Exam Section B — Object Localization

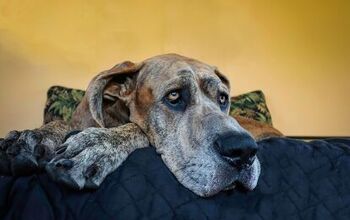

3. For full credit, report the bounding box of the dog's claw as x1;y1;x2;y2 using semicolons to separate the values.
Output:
55;145;68;154
84;164;98;178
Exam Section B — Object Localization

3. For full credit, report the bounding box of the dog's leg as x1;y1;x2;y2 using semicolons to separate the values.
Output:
46;123;149;189
0;120;72;175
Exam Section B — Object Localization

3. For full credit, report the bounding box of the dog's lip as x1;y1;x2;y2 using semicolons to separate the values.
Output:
224;156;260;191
223;168;249;192
238;157;260;190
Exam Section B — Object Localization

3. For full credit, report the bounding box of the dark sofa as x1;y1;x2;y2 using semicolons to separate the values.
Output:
1;137;350;220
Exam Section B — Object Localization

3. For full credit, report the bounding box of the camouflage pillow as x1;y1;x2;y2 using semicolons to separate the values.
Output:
44;86;85;124
44;86;273;126
230;90;273;126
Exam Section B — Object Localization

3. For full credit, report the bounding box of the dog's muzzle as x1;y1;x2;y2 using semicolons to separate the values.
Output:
214;132;260;190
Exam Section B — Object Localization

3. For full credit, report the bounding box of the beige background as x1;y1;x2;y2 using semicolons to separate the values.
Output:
0;0;349;136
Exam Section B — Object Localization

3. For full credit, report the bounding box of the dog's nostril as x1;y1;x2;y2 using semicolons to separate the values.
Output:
222;150;256;168
248;149;258;158
222;156;241;167
240;148;257;165
224;148;244;158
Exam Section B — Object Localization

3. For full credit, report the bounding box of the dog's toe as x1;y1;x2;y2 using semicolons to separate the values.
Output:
45;161;59;181
84;164;98;178
34;144;47;158
54;159;74;169
1;131;20;150
85;179;99;189
55;172;81;190
11;153;38;176
6;140;25;157
61;176;81;189
34;144;53;168
46;159;83;189
47;166;80;189
46;159;73;177
84;164;101;189
0;149;11;175
0;138;4;150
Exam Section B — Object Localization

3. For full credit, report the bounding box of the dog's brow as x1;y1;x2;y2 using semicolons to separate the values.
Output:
177;69;195;77
156;75;194;100
202;77;219;86
200;76;229;97
201;77;220;90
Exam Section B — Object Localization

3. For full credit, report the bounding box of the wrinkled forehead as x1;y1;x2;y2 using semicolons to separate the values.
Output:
137;55;229;95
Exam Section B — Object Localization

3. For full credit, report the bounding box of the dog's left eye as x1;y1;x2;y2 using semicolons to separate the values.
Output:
218;93;229;108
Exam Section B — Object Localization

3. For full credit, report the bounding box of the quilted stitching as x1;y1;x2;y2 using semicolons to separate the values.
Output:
1;138;349;220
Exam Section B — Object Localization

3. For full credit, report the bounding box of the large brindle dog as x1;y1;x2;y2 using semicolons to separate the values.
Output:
0;54;280;197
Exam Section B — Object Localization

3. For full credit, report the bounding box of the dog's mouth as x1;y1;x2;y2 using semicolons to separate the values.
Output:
224;156;261;192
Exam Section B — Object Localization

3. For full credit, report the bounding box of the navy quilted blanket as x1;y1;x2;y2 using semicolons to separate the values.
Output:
1;137;350;220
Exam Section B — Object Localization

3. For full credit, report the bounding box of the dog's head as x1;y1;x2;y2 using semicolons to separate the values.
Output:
87;54;260;197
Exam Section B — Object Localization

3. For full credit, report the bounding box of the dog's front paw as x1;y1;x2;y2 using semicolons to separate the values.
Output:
0;130;56;175
46;128;121;189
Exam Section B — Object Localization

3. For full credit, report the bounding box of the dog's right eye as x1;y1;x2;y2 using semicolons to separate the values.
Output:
164;89;187;111
167;91;181;104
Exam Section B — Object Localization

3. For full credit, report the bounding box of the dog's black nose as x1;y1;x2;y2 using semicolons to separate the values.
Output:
214;132;258;168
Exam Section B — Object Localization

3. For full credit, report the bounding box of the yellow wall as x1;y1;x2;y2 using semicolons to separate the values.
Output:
0;0;349;136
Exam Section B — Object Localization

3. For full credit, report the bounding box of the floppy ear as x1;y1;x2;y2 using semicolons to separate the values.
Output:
86;61;144;127
214;68;230;90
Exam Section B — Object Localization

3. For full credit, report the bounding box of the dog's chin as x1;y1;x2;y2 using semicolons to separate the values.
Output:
224;157;261;192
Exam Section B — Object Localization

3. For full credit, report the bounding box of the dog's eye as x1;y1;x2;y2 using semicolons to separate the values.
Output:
218;93;229;108
164;89;188;111
167;91;181;104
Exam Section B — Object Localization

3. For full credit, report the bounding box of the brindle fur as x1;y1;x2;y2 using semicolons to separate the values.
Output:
0;54;262;196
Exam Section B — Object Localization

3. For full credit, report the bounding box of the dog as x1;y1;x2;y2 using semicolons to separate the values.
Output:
0;54;263;197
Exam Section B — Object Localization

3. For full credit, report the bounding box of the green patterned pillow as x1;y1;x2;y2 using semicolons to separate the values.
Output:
44;86;85;124
44;86;273;126
230;90;273;125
